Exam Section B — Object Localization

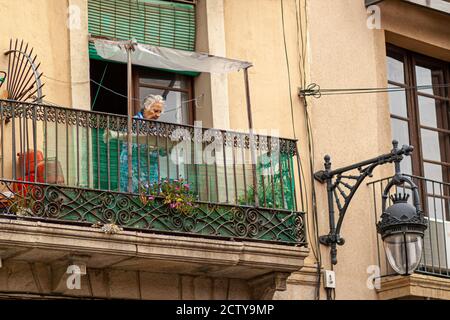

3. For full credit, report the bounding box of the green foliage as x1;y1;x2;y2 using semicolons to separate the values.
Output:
238;155;295;210
140;178;197;215
239;174;293;209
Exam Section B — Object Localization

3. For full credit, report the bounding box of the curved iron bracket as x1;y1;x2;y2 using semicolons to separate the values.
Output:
314;140;414;265
4;39;45;104
4;49;43;103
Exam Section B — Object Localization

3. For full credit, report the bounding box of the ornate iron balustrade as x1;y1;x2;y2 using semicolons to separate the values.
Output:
0;179;305;244
368;175;450;278
0;100;306;246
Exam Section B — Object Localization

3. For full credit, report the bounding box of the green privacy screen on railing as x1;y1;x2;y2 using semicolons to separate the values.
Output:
88;0;196;60
91;127;295;210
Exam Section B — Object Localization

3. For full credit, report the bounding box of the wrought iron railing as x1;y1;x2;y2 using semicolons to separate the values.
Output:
0;100;306;246
369;175;450;278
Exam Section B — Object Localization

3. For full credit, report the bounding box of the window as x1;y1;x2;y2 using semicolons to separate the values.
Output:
90;60;194;125
386;44;450;220
88;0;196;125
134;67;194;124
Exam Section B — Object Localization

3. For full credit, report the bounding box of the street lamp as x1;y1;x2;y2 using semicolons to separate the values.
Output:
314;140;427;275
377;166;427;275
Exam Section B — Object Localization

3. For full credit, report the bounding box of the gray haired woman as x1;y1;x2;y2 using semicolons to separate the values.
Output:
135;94;165;120
119;94;165;192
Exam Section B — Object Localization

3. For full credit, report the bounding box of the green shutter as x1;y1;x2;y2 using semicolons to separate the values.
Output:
88;0;196;51
88;0;197;76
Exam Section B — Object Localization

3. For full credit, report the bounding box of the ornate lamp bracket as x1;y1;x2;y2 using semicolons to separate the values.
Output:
314;140;414;265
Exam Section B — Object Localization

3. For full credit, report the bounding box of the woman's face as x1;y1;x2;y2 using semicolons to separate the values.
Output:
143;102;164;120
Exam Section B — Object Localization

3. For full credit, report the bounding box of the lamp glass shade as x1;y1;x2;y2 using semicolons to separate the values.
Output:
384;233;423;275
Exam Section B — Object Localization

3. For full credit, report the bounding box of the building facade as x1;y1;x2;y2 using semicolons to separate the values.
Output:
0;0;448;300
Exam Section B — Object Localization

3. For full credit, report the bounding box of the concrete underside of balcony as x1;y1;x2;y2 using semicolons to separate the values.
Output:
0;218;308;299
377;273;450;300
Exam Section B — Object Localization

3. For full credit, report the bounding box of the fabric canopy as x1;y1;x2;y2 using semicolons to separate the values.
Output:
92;38;252;74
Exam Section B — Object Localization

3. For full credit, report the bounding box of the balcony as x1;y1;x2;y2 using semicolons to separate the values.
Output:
0;99;306;245
0;99;308;298
0;101;305;246
369;175;450;299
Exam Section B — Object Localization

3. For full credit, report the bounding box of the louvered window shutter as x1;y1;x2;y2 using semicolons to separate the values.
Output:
88;0;196;61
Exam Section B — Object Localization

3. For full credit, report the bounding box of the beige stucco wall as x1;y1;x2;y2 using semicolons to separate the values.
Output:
223;0;449;299
195;0;231;130
305;0;387;300
0;0;73;106
223;0;317;299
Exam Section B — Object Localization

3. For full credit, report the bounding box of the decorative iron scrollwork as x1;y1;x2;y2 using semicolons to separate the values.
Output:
0;179;306;246
0;101;297;155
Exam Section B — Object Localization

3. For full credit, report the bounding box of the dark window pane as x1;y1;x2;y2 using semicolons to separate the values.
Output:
424;162;444;183
388;89;408;118
391;118;410;145
418;96;438;128
387;56;405;84
421;129;445;162
426;196;445;221
415;65;434;95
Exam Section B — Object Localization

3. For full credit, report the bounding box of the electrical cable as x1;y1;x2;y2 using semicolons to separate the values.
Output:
291;0;323;300
89;78;141;101
295;0;305;88
295;0;323;300
282;0;319;265
299;82;450;98
327;258;336;300
321;83;450;92
91;64;109;109
41;74;89;85
280;0;297;142
42;74;203;112
301;0;308;89
305;98;323;301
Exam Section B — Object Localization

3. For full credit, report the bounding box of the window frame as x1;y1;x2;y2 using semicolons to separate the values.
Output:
387;44;450;221
133;66;195;125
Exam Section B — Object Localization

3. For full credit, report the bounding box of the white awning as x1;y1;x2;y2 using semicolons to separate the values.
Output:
92;38;252;74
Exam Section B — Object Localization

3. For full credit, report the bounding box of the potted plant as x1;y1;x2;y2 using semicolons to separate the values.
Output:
140;178;197;215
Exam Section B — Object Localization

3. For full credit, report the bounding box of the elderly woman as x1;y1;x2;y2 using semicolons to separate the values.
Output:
135;94;164;120
118;94;166;193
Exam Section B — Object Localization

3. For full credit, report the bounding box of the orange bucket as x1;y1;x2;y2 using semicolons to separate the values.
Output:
17;150;44;175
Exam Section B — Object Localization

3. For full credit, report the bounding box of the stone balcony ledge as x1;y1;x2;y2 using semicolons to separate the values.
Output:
0;218;309;280
377;273;450;300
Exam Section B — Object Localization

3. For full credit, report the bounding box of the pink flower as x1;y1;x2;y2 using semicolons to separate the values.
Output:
148;195;155;201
